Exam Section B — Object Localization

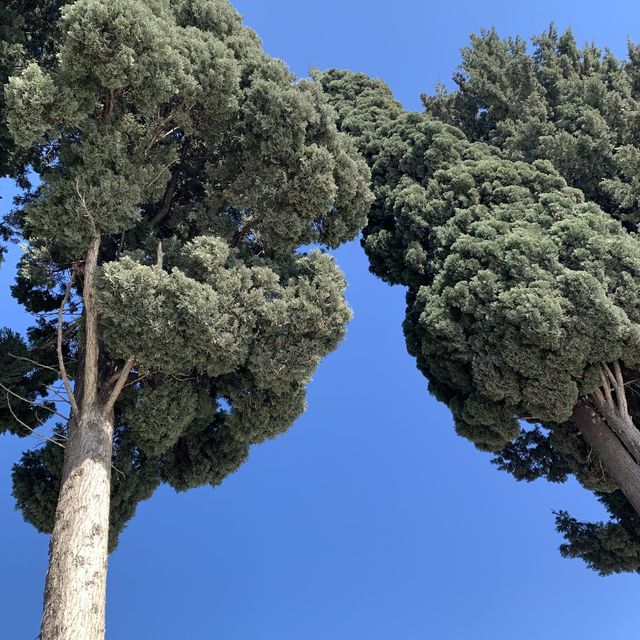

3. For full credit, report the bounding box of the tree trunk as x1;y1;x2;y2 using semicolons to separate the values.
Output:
39;231;123;639
598;409;640;464
39;401;114;640
572;399;640;517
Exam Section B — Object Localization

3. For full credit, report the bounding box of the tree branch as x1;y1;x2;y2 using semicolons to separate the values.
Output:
75;182;102;409
230;214;263;248
613;360;629;415
5;392;66;449
57;274;79;418
8;353;61;375
103;357;135;414
145;114;174;154
0;382;70;423
150;166;179;228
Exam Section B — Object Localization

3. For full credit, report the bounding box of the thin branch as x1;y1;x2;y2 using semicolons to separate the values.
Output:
160;126;180;141
33;319;80;352
144;114;174;154
103;357;135;414
8;353;61;375
145;160;177;191
112;464;127;482
5;393;66;449
40;383;71;406
0;383;70;423
57;275;79;417
75;179;98;235
123;372;150;389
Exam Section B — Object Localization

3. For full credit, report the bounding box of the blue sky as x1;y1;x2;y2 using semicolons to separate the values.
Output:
2;1;640;638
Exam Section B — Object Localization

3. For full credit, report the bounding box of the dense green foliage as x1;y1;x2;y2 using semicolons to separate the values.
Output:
0;0;65;260
2;0;371;548
319;29;640;574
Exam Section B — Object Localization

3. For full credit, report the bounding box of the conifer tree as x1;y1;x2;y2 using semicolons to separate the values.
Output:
319;32;640;576
0;1;371;636
0;0;64;261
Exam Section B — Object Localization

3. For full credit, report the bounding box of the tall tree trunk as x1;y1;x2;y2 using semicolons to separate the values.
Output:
39;232;134;640
39;398;114;640
572;399;640;517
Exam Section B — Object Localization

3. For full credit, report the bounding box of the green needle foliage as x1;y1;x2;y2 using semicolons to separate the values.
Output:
319;28;640;575
2;0;371;549
0;0;65;260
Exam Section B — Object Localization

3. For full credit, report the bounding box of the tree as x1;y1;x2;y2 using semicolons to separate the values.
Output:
319;35;640;576
0;0;65;261
1;1;371;637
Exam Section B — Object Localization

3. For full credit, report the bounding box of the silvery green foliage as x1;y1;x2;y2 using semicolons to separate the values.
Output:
320;66;640;574
2;0;371;546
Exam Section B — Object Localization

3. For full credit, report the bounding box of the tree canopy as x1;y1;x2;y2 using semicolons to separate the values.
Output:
1;0;371;550
319;28;640;575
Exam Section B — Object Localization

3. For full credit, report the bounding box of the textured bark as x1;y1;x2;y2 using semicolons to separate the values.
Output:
573;399;640;517
39;228;118;640
598;409;640;464
39;402;114;640
592;361;640;463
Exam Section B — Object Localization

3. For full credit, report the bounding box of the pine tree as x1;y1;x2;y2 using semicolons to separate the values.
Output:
319;35;640;576
0;1;371;636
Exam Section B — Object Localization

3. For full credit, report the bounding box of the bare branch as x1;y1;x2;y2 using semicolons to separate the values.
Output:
57;275;79;417
5;392;66;449
75;179;98;235
39;383;72;405
8;353;61;375
123;372;150;389
613;360;629;415
75;184;102;408
144;114;174;154
112;464;127;481
155;241;164;270
0;383;70;423
599;368;614;408
592;387;606;410
145;160;177;191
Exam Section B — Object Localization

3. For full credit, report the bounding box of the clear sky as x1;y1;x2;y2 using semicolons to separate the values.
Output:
2;1;640;638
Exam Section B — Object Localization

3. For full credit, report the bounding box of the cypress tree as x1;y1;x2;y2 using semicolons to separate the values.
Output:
0;0;65;261
0;1;371;636
319;31;640;576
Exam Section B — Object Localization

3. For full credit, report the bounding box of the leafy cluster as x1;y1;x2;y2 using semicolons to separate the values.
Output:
321;54;640;574
1;0;371;547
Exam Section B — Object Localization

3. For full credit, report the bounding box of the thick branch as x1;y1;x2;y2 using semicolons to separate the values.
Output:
150;166;179;227
103;357;135;414
58;274;79;417
81;232;101;408
573;399;640;518
613;360;629;415
230;214;263;248
592;361;640;463
75;183;102;409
